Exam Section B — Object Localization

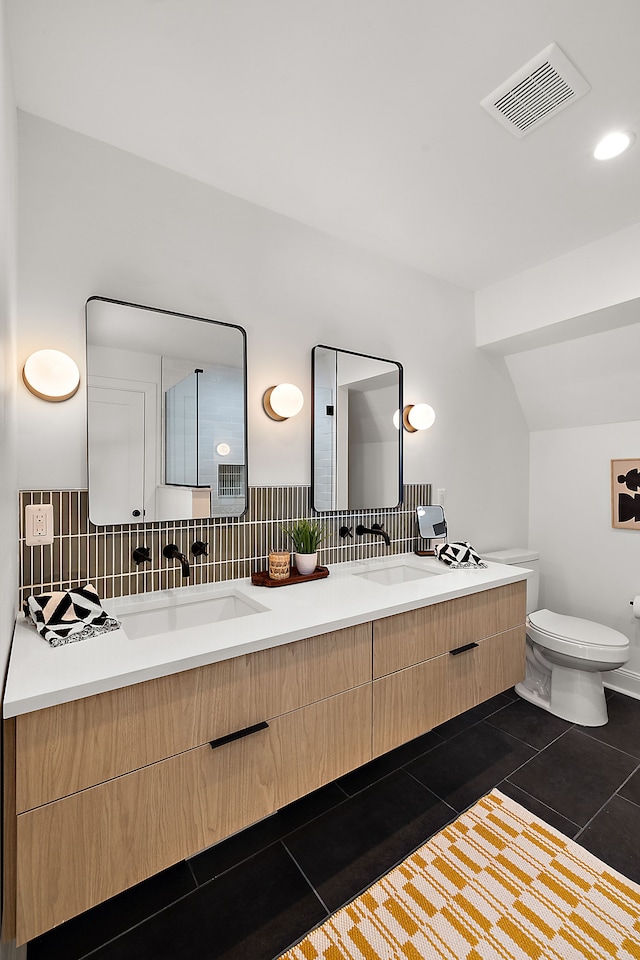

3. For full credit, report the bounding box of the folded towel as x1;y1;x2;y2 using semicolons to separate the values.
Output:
434;541;487;569
24;584;121;647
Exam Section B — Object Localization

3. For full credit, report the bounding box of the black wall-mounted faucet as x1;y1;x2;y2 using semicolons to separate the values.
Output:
163;543;191;578
355;523;391;547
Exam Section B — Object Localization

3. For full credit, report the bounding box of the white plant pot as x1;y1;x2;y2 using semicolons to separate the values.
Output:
294;552;318;576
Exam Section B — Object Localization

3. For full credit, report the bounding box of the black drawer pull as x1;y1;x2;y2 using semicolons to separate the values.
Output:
209;720;269;750
450;642;479;656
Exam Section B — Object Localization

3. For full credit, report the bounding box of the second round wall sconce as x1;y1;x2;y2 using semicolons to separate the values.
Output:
22;349;81;402
402;403;436;432
263;383;304;421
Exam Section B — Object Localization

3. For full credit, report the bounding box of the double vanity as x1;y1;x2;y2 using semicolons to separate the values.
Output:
3;555;528;944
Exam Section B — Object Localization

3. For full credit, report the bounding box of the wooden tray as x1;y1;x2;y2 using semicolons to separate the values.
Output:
251;566;330;587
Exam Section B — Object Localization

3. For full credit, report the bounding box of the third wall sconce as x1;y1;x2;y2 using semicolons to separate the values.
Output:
402;403;436;432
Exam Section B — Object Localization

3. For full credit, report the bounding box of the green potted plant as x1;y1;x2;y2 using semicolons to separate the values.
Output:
282;519;327;576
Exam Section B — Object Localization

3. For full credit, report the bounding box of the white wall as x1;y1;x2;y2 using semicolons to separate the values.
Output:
476;215;640;698
530;423;640;685
505;320;640;431
16;112;529;553
0;2;20;955
0;1;17;643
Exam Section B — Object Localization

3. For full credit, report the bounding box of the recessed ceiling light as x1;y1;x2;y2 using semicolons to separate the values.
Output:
593;131;635;160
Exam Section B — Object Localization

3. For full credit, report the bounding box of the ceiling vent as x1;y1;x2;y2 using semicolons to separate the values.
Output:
481;42;590;138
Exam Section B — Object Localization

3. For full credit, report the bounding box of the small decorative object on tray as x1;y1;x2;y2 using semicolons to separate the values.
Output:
268;550;291;580
280;518;327;577
251;565;330;587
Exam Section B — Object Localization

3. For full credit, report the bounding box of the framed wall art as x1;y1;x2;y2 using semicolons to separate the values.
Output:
612;458;640;529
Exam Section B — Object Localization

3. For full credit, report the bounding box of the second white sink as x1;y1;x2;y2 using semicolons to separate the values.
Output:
354;562;444;586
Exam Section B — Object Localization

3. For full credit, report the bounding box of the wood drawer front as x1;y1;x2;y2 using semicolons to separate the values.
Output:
16;623;371;813
373;582;526;678
16;683;371;943
373;626;525;757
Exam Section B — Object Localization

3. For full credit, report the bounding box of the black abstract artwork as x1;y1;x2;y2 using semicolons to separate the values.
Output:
612;459;640;529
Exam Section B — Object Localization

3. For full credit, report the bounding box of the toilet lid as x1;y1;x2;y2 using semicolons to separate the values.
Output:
528;609;628;647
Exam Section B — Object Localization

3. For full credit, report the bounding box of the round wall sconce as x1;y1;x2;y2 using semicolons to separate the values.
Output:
216;442;231;456
22;349;80;402
263;383;304;421
402;403;436;432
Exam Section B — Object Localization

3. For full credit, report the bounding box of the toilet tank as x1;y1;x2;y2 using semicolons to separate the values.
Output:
482;548;539;614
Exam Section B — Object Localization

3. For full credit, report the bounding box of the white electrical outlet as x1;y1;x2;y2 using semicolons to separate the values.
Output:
437;488;446;506
25;504;55;546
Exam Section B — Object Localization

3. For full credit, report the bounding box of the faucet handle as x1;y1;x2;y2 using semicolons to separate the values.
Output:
339;526;353;539
132;546;151;565
191;540;208;557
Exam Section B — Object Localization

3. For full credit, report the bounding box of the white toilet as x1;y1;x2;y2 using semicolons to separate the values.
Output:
483;549;630;727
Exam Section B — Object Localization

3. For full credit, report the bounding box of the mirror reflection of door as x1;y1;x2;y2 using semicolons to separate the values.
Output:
88;385;147;521
312;345;403;511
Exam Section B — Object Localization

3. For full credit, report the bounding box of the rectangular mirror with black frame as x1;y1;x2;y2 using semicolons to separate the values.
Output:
86;297;248;525
312;345;403;512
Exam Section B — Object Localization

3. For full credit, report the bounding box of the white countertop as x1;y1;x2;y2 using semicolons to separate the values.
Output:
4;555;530;717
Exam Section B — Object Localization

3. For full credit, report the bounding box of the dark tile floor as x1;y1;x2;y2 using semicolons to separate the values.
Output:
27;689;640;960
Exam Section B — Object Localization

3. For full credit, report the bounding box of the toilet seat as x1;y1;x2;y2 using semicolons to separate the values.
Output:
527;609;629;663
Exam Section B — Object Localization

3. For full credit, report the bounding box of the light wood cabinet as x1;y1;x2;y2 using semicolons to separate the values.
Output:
17;623;371;812
373;581;525;678
16;684;371;943
372;582;526;756
373;627;525;756
4;581;526;945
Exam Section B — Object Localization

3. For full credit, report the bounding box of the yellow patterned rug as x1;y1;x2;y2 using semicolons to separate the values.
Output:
279;789;640;959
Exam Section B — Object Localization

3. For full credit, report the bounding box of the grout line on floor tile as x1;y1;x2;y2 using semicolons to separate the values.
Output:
497;779;581;835
610;791;640;813
435;701;525;747
189;838;282;886
616;790;640;812
76;883;205;960
283;801;463;928
490;723;575;755
574;727;640;763
612;759;640;808
402;766;460;813
574;760;640;842
280;840;331;915
185;857;199;889
335;781;352;800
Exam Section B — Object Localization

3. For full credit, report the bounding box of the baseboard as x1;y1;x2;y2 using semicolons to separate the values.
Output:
604;666;640;701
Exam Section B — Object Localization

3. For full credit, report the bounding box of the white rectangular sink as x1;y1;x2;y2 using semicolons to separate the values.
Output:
118;591;267;640
354;562;444;586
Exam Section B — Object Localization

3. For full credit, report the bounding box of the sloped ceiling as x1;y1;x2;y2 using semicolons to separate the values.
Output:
505;307;640;430
6;0;640;290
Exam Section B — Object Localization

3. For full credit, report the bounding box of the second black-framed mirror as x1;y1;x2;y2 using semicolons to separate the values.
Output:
312;345;403;512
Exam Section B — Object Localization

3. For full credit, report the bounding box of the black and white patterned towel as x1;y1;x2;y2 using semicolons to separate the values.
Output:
434;541;487;569
24;584;121;647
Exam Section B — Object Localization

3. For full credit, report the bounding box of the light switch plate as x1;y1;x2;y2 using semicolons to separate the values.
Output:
25;503;55;546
